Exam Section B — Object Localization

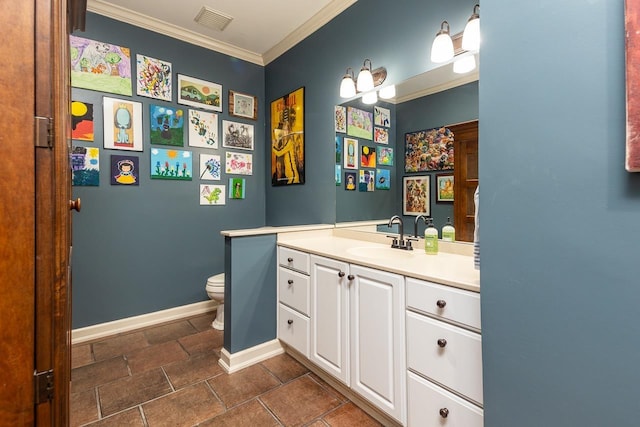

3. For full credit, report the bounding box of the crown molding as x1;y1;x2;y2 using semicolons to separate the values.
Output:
87;0;357;66
262;0;357;65
394;71;479;104
86;0;264;65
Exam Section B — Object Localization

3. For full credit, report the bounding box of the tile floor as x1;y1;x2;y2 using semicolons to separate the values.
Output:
70;311;383;426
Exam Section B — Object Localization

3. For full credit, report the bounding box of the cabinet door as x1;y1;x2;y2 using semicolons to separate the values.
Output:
349;264;406;424
310;255;350;384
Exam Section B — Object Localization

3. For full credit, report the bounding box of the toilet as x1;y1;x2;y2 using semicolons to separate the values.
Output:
205;273;225;330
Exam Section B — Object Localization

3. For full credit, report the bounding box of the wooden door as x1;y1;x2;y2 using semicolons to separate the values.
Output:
452;120;479;242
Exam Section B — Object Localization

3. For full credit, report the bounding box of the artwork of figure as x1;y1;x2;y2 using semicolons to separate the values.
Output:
271;87;305;185
111;155;139;185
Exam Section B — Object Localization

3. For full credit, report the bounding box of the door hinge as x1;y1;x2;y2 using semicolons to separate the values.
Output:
34;116;53;149
34;369;54;404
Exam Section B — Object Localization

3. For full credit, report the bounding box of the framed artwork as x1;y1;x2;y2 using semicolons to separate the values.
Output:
344;171;357;191
361;145;376;168
359;169;375;192
150;105;184;146
188;110;218;149
225;151;253;175
376;169;391;190
228;90;257;120
110;154;139;185
626;1;640;171
271;86;305;185
199;154;221;180
343;137;358;170
378;147;394;166
335;105;347;133
71;146;99;186
150;148;192;180
403;175;430;216
374;106;391;127
71;101;94;141
177;74;222;112
347;106;373;140
405;126;455;172
335;135;342;163
222;120;254;150
436;174;454;202
374;127;389;144
200;184;225;205
103;97;143;151
70;35;132;96
229;178;246;199
335;165;342;186
136;54;172;101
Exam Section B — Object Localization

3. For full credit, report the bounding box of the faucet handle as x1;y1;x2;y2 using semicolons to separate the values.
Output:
386;235;400;248
404;236;418;250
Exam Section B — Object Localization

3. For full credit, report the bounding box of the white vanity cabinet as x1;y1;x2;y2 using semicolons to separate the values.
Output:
405;277;483;426
310;254;406;425
277;247;311;357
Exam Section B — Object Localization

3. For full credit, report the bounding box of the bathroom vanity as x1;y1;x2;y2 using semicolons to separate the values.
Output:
275;227;481;426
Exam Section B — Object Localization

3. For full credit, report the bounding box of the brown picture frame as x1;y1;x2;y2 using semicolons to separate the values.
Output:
228;90;258;120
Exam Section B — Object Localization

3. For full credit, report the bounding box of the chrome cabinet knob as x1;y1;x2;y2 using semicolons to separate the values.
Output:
439;408;449;418
436;299;446;308
437;338;447;348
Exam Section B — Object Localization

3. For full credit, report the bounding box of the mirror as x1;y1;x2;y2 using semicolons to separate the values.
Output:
335;57;479;241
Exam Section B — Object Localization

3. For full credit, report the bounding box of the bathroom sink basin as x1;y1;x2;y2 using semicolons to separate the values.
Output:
346;245;416;260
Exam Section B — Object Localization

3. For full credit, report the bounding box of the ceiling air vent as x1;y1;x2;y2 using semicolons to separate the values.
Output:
194;6;233;32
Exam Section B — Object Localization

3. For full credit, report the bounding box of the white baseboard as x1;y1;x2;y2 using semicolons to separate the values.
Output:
218;339;284;374
71;300;218;345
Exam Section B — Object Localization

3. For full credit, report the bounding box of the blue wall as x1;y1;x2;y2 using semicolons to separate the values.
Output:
481;1;640;425
71;13;265;328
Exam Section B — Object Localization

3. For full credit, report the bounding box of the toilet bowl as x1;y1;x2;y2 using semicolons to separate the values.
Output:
206;273;225;330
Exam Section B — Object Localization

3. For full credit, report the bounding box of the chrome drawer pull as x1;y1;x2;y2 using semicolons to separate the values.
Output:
437;338;447;348
439;408;449;418
436;299;447;308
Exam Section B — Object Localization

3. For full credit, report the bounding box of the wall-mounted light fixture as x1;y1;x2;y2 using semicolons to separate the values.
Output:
339;59;389;102
430;4;480;74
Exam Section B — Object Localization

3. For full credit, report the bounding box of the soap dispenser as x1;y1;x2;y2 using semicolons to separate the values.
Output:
424;219;439;255
442;217;455;242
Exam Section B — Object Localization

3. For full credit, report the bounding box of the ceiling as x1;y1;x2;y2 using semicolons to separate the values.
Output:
87;0;357;65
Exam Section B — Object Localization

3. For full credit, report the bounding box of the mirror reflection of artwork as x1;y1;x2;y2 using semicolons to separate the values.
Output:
335;135;342;163
70;35;132;96
136;54;172;101
103;97;143;151
71;101;94;141
403;175;430;216
150;105;184;146
347;106;373;140
374;106;391;127
405;126;455;172
374;127;389;144
437;174;454;202
271;87;305;186
344;138;358;170
199;154;221;180
344;171;357;191
378;147;394;166
200;184;225;205
110;155;139;185
376;169;391;190
335;165;342;186
229;178;246;199
150;148;192;180
361;145;376;168
359;170;375;192
71;146;99;186
335;105;347;133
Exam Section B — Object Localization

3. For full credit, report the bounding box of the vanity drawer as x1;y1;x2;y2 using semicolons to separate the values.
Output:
406;311;483;404
278;267;310;316
406;277;481;330
278;303;309;357
407;371;483;427
278;246;310;275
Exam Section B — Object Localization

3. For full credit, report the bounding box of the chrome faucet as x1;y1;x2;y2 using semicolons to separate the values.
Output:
387;215;417;250
414;214;429;238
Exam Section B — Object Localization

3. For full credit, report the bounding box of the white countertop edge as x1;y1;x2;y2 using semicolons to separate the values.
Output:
220;224;334;237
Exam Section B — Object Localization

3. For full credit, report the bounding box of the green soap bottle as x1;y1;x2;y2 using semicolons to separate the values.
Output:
442;217;455;242
424;219;439;255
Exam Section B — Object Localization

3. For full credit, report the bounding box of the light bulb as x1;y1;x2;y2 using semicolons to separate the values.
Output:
356;60;375;92
340;74;356;98
462;5;480;51
362;91;378;105
453;55;476;74
378;85;396;99
430;21;454;63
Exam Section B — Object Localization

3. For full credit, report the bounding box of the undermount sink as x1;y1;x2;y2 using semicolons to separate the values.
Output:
346;245;416;260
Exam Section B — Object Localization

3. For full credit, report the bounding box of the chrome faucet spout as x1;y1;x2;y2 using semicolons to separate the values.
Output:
414;214;429;238
388;215;404;248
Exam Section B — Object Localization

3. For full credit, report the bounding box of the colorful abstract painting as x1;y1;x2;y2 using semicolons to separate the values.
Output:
71;146;99;186
222;120;254;150
374;106;391;127
178;74;222;112
361;145;376;168
110;155;139;185
188;110;218;149
359;169;375;192
347;106;373;140
136;54;172;101
225;151;252;175
405;126;455;172
150;148;192;180
378;147;394;166
335;105;346;133
376;169;391;190
229;178;246;199
374;127;389;144
200;184;225;205
150;105;184;146
71;101;94;141
70;35;132;96
103;97;143;151
199;154;221;180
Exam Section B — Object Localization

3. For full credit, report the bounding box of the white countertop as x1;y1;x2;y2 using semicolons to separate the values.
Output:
277;229;480;292
220;224;334;237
